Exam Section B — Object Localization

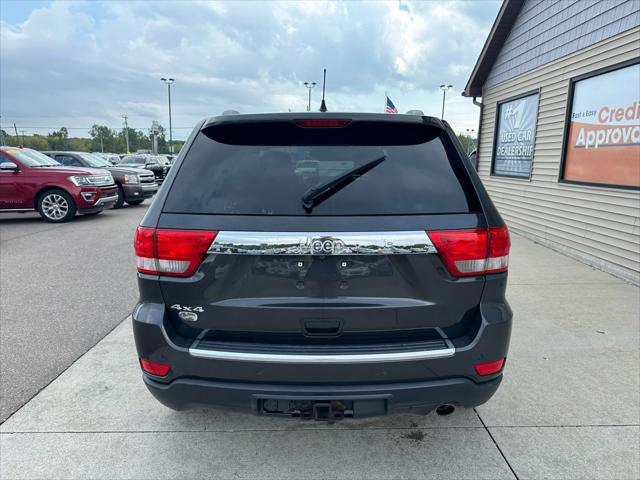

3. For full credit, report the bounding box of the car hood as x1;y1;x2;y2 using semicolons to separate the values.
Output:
122;163;154;169
107;166;145;175
129;167;155;176
44;166;111;176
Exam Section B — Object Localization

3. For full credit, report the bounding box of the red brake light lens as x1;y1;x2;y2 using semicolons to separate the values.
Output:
139;358;171;377
134;227;217;277
428;226;510;277
474;358;505;376
486;226;511;273
295;119;351;128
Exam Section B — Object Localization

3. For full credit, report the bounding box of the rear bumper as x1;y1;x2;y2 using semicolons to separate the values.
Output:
143;373;501;416
132;294;512;416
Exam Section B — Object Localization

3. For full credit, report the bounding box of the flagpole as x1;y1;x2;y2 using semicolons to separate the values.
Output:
384;91;387;113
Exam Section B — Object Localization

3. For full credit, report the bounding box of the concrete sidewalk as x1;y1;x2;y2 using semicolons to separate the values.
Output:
1;235;639;479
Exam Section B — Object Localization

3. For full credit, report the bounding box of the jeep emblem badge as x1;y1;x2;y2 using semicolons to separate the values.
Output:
310;237;345;255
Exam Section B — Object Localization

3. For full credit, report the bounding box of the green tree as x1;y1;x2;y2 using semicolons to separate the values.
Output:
68;137;91;151
456;133;475;155
89;125;120;153
23;134;49;150
47;127;70;150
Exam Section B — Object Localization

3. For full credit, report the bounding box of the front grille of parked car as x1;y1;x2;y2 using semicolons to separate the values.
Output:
139;174;155;184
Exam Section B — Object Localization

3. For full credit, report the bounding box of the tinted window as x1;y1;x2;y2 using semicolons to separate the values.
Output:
79;153;111;167
164;123;478;216
55;155;82;167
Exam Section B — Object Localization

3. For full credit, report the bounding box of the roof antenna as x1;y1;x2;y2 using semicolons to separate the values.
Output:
319;68;327;112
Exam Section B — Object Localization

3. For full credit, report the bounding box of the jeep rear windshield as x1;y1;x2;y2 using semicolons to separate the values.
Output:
163;120;479;216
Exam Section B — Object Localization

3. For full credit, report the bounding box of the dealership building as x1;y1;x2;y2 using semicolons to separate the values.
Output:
463;0;640;284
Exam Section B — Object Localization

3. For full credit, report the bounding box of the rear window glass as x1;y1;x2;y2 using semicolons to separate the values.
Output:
163;121;478;216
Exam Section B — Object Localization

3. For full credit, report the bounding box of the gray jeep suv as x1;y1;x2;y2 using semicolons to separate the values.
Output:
132;112;512;419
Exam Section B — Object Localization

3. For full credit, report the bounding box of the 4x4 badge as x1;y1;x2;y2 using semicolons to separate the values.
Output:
170;304;204;313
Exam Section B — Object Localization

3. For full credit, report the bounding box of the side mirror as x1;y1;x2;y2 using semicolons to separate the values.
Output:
0;162;19;171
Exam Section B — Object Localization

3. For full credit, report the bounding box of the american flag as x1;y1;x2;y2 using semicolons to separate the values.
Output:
385;96;398;114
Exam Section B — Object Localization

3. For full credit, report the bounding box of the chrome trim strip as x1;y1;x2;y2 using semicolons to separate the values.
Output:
188;346;455;363
0;208;34;212
94;194;118;206
208;231;437;256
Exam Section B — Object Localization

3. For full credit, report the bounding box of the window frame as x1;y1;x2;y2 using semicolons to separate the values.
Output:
558;57;640;191
490;89;541;181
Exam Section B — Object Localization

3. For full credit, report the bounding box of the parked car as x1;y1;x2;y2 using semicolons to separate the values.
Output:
0;146;117;222
132;113;512;419
43;151;157;208
93;152;122;165
118;154;169;184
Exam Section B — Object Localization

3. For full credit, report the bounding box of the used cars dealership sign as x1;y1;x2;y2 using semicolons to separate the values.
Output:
492;92;539;178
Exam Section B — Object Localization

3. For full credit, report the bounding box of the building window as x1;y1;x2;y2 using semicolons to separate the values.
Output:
560;60;640;189
491;91;539;179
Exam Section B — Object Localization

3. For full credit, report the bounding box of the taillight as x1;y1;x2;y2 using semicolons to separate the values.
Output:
486;226;510;273
139;358;171;377
295;119;351;127
474;357;505;376
134;227;217;277
428;226;510;277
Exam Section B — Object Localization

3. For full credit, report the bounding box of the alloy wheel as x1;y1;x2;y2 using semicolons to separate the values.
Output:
41;193;69;220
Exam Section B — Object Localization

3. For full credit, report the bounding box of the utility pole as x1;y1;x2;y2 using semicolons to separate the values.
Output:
303;81;316;111
21;131;26;146
440;84;452;120
13;123;19;146
122;115;130;153
99;131;104;153
0;115;3;146
161;78;174;154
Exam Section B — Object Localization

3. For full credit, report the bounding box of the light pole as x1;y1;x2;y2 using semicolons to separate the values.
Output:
161;78;174;154
121;115;130;153
440;84;452;120
303;82;316;111
465;128;475;154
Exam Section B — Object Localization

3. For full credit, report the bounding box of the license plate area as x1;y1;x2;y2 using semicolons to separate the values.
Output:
258;397;387;420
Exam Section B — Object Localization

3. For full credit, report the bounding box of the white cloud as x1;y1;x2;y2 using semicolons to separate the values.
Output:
0;0;500;138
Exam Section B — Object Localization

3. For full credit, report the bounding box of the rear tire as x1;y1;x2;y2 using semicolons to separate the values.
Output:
114;185;125;209
37;189;76;223
127;199;144;206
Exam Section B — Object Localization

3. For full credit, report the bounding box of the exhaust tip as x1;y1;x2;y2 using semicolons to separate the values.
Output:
436;404;455;416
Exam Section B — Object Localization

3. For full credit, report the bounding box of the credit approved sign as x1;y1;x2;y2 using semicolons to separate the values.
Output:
564;63;640;187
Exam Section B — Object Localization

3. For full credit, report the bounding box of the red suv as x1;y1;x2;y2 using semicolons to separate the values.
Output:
0;147;118;222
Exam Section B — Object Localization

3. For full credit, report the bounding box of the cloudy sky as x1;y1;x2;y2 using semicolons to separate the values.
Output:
0;0;500;140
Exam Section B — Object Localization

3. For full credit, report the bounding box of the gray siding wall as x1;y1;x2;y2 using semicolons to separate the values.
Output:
477;27;640;284
486;0;640;88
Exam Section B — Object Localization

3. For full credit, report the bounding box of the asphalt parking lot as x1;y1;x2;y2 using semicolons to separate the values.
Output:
0;206;146;422
1;210;639;479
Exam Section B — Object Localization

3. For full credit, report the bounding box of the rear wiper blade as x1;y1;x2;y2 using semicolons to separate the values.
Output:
301;155;386;213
